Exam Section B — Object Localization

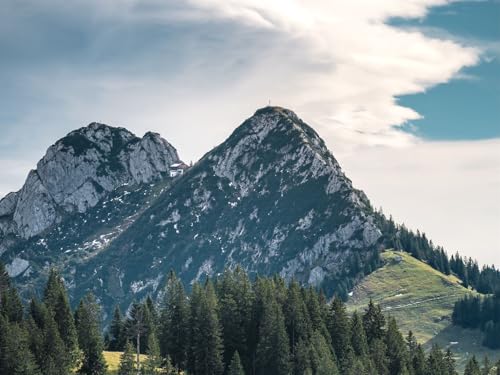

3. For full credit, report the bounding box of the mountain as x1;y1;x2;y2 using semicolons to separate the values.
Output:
0;123;184;293
0;123;181;242
1;107;384;319
347;250;500;370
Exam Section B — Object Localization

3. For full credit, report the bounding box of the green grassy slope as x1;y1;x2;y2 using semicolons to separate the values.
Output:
347;250;500;370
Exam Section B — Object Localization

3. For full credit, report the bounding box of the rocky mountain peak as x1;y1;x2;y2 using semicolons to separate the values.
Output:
207;106;350;200
0;123;182;240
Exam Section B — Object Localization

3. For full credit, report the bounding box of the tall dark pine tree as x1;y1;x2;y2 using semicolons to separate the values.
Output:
328;297;353;373
75;293;107;375
284;280;311;353
350;311;368;357
255;288;291;375
159;270;190;372
464;356;481;375
189;281;224;375
0;310;41;375
363;299;386;344
43;269;79;366
118;341;136;375
28;298;69;375
217;267;254;373
385;317;409;375
108;305;126;351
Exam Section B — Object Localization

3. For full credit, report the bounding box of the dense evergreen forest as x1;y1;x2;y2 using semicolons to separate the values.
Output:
452;292;500;349
1;262;499;375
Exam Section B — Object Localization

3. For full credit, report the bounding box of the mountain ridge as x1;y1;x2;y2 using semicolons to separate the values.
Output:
1;107;400;321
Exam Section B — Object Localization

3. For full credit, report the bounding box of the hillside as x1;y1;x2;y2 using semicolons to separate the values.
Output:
347;250;500;369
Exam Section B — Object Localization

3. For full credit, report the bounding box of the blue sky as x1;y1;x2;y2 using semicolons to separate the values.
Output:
0;0;498;265
393;0;500;141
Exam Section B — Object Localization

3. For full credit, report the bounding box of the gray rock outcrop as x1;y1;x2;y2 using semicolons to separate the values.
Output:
0;122;182;239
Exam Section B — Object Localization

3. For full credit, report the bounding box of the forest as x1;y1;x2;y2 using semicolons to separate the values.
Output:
2;261;499;375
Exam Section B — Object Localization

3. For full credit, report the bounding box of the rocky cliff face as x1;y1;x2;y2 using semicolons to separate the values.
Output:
73;107;383;314
1;107;384;321
0;123;181;240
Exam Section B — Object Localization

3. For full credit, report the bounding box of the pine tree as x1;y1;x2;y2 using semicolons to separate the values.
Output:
284;280;311;351
385;317;409;375
159;270;190;372
125;301;149;356
426;345;446;375
27;298;69;375
118;341;136;375
370;338;388;375
494;360;500;375
0;315;41;375
75;293;107;375
412;344;426;375
189;281;224;375
0;264;23;323
464;356;481;375
144;333;162;375
228;351;245;375
109;305;126;351
444;349;457;375
328;297;353;373
350;311;368;357
217;267;254;373
43;269;79;366
255;288;291;375
310;330;339;375
363;299;385;344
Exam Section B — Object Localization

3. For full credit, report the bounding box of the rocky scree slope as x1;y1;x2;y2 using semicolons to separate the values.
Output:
0;123;182;284
77;107;383;314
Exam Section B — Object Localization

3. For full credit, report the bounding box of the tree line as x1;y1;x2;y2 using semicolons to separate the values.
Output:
0;262;106;374
375;210;500;294
452;292;500;349
2;261;499;375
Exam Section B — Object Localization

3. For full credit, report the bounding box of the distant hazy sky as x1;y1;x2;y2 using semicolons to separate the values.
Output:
1;0;499;265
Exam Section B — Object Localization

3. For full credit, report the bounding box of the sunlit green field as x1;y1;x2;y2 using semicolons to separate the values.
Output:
347;250;500;370
103;351;148;375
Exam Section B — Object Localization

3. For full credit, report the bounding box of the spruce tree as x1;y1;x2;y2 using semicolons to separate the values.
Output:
464;356;481;375
310;330;339;375
75;293;107;375
159;270;190;372
444;349;457;375
328;297;353;373
363;299;385;344
189;281;224;375
426;345;446;375
412;344;426;375
228;351;245;375
43;269;79;366
370;338;388;375
385;317;409;375
255;289;291;375
27;298;69;375
495;360;500;375
144;333;162;375
350;311;368;357
284;280;311;351
217;267;254;373
0;315;41;375
118;341;136;375
109;305;126;351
